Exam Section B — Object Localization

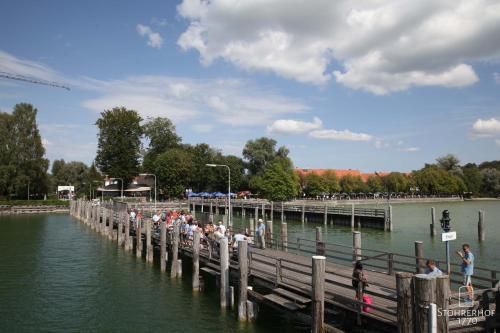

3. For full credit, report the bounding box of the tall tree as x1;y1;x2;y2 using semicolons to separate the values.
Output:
322;170;341;194
243;137;287;175
258;157;300;201
382;172;409;192
142;117;181;170
95;107;143;184
480;168;500;197
10;103;49;198
0;112;15;198
153;148;194;198
340;175;367;193
366;175;384;192
304;173;327;197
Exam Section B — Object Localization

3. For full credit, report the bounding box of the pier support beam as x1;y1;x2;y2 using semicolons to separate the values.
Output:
323;205;328;226
262;203;265;220
238;240;248;321
352;231;361;262
478;210;485;242
192;230;200;290
415;241;424;274
171;224;180;278
301;203;305;223
254;206;258;220
396;272;414;333
146;220;153;263
136;218;142;258
270;201;274;221
266;220;273;248
124;214;131;250
160;221;167;272
281;222;288;252
249;218;254;238
351;204;355;229
220;237;229;309
312;255;326;333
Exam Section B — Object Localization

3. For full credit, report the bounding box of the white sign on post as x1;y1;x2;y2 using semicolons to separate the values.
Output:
441;231;457;242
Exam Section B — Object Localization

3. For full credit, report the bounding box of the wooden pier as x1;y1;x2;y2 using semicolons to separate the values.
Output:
70;199;499;332
188;198;392;231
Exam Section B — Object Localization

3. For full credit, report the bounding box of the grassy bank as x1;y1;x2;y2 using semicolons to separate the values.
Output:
0;200;69;206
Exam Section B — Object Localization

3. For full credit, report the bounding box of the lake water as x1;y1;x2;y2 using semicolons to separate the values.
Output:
0;214;299;332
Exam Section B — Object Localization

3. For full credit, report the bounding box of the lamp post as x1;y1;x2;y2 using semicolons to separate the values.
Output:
206;164;231;226
140;173;157;210
110;178;124;199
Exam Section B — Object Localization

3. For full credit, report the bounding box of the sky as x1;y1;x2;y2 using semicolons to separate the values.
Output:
1;0;500;172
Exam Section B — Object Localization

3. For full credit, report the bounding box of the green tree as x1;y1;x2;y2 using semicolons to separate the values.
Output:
304;173;327;197
480;168;500;197
382;172;409;192
340;175;367;193
183;143;219;192
322;170;341;194
51;159;89;196
258;157;299;201
142;117;181;170
366;175;384;192
95;107;143;184
242;137;287;175
153;148;194;198
461;163;483;195
10;103;49;198
0;112;15;198
412;165;466;194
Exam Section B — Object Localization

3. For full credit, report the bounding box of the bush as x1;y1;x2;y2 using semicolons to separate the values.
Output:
0;199;69;206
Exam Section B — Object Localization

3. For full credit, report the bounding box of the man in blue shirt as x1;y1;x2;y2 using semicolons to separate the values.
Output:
457;243;474;303
256;219;266;249
425;259;443;277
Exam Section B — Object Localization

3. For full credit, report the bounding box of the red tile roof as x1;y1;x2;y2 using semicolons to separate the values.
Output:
294;168;390;182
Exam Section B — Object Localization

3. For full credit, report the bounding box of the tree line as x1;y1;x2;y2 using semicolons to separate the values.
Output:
0;103;498;200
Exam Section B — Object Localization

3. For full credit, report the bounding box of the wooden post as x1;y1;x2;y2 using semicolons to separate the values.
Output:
280;202;284;221
430;207;437;236
136;217;142;258
117;214;123;245
220;237;229;309
351;204;355;229
171;224;179;278
435;275;450;333
160;221;167;272
248;218;254;238
241;201;245;217
270;201;274;221
316;227;323;255
246;300;257;321
210;201;213;214
415;241;424;274
254;206;258;220
124;214;131;250
388;205;393;231
414;274;436;333
146;219;153;263
281;222;288;251
323;204;328;226
238;240;248;321
396;272;414;333
352;231;361;262
478;210;485;242
266;220;273;248
312;255;326;333
192;230;200;290
177;259;182;278
262;203;266;220
301;203;306;223
108;208;114;240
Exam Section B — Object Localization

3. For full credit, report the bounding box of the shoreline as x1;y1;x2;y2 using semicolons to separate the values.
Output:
0;205;69;215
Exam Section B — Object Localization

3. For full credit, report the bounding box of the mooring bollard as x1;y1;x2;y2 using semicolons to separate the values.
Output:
281;222;288;252
220;237;229;309
415;241;424;274
160;221;167;272
435;275;450;332
414;274;436;333
238;240;248;321
478;210;485;241
312;255;326;333
136;217;142;258
192;230;200;290
171;224;179;278
352;231;361;262
146;220;153;263
396;272;414;333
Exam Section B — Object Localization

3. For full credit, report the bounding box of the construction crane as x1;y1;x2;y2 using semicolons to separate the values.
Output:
0;71;70;91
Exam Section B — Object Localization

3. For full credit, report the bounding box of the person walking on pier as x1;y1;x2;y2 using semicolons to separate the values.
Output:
256;219;266;249
457;243;474;304
352;261;368;298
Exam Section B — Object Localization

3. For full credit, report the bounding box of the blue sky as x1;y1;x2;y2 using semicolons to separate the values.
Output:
1;0;499;172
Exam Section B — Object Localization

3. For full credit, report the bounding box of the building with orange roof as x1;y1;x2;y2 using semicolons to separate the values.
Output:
294;168;390;182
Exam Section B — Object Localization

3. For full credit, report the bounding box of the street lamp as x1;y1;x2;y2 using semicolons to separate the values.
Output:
206;164;231;226
140;173;157;210
110;177;124;199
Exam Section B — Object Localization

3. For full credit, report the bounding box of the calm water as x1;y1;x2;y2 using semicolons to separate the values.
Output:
0;214;299;333
230;200;500;270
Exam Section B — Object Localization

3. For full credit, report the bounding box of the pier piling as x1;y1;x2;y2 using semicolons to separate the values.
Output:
146;220;153;263
160;221;167;271
220;237;229;309
238;240;248;321
396;272;414;333
430;207;437;236
192;230;200;290
478;210;485;241
136;217;142;258
414;274;436;333
171;224;179;278
281;222;288;252
352;231;362;262
414;241;424;274
312;255;326;333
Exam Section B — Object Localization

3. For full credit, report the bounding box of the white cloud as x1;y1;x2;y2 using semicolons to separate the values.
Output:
309;129;372;141
267;117;322;134
398;147;420;152
0;50;65;83
136;24;164;49
471;118;500;137
191;123;213;133
177;0;500;94
374;139;389;149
